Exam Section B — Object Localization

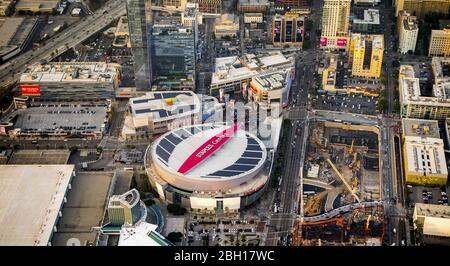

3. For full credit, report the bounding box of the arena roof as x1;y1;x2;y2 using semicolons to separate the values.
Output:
0;165;74;246
152;124;267;180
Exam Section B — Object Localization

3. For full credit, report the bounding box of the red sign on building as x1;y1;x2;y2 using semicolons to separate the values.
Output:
20;85;41;96
336;39;348;47
177;124;240;174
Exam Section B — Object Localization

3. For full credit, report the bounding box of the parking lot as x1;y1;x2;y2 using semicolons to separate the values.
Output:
56;25;135;87
314;93;378;115
408;186;448;207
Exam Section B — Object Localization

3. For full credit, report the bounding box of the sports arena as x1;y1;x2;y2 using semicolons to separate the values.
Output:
145;123;270;211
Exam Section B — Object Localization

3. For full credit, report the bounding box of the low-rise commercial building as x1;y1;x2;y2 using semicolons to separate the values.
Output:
19;62;121;100
113;16;130;48
349;34;384;79
211;51;295;108
15;0;59;13
215;14;239;39
413;203;450;246
398;11;418;54
0;165;75;246
399;59;450;119
122;91;202;139
352;9;381;34
402;118;448;186
10;102;110;139
429;28;450;57
244;13;263;24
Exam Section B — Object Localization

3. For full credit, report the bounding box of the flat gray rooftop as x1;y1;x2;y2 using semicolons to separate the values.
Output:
0;165;74;246
51;172;115;246
8;149;71;165
14;104;108;134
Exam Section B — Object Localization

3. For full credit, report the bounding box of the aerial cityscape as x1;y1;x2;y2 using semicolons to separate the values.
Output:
0;0;450;248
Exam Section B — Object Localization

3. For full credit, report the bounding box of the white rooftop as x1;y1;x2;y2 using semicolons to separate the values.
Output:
353;9;380;25
20;62;120;84
118;222;172;246
0;165;74;246
400;64;450;106
211;51;294;86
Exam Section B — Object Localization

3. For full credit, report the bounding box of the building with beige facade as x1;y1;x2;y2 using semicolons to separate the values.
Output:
395;0;450;18
399;59;450;120
402;118;448;186
398;10;419;54
429;28;450;57
413;203;450;245
320;0;351;50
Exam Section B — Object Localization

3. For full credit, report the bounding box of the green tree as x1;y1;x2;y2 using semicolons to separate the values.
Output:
167;204;186;216
69;146;78;153
96;146;103;154
167;232;183;243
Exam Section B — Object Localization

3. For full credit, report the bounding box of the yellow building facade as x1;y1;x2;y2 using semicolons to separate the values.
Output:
350;34;384;79
396;0;450;18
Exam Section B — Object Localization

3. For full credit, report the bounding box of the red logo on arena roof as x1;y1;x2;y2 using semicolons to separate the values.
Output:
177;124;240;174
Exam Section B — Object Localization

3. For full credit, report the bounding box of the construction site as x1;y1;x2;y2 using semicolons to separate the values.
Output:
293;121;384;245
291;204;385;246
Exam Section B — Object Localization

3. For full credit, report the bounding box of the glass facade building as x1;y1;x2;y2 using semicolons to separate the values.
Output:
126;0;153;90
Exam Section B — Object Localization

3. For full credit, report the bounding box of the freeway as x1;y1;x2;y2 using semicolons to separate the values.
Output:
0;0;126;90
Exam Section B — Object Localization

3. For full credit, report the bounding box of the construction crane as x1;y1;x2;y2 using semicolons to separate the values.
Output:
327;158;361;203
365;214;372;235
348;138;355;154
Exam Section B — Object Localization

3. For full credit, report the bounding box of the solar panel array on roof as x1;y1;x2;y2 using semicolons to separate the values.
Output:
159;138;175;154
133;99;149;104
208;170;243;177
135;108;152;114
156;146;170;163
235;158;260;165
165;133;182;146
223;164;255;171
246;145;262;151
242;151;262;158
247;138;259;145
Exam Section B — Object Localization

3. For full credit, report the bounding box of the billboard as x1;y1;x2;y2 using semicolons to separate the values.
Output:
273;20;281;43
336;38;348;47
320;37;327;46
20;85;41;96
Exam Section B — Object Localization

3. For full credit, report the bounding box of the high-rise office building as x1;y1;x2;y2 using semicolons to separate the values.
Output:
349;34;384;79
429;28;450;57
395;0;450;18
272;13;304;46
126;0;152;90
320;0;351;50
398;11;418;54
152;24;196;90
